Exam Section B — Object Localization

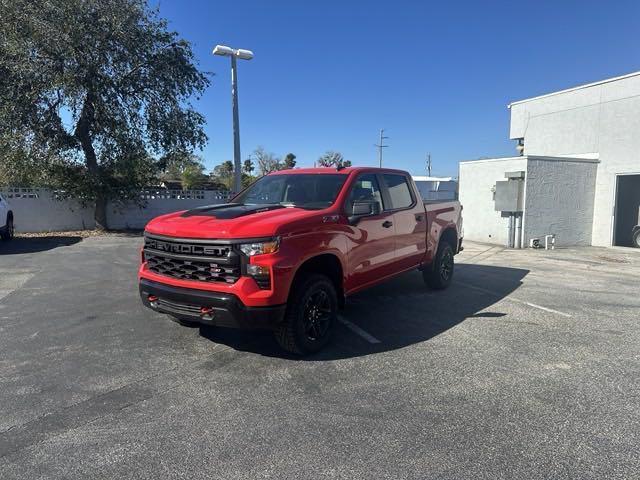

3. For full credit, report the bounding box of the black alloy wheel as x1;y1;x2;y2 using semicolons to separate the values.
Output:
275;274;337;355
303;290;332;341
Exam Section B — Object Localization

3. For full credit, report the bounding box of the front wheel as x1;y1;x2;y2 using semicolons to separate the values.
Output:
423;242;454;289
275;274;337;355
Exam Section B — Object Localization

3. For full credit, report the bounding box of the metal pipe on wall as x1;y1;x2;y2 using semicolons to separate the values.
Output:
515;213;523;249
507;213;515;248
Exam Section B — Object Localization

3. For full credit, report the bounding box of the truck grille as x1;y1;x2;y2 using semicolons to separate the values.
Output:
143;234;241;284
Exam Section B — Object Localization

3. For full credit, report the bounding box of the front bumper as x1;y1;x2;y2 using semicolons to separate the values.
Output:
139;279;286;330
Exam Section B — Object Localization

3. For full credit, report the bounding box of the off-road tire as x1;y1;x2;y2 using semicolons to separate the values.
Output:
1;216;13;241
423;241;455;290
275;274;337;355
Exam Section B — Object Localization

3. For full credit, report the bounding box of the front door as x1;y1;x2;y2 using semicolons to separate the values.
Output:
344;173;396;292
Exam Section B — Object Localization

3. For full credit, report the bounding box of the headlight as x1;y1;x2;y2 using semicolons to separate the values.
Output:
239;237;280;256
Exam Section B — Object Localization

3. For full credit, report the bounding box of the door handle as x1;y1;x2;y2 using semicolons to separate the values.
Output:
382;220;393;228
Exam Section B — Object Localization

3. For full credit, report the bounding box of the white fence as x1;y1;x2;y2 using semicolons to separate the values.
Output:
1;187;230;232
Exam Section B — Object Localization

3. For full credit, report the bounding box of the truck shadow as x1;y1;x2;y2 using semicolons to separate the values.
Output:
0;236;83;254
200;263;530;360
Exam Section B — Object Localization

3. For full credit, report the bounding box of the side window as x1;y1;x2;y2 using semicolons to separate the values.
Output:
345;174;384;215
383;174;414;209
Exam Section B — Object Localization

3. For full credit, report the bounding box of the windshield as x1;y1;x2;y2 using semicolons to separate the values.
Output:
233;174;347;210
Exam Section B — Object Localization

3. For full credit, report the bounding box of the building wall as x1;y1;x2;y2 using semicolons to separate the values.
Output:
458;157;527;245
509;72;640;246
524;158;598;246
1;188;229;233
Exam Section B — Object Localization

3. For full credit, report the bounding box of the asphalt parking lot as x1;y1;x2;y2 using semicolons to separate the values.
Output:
1;235;639;479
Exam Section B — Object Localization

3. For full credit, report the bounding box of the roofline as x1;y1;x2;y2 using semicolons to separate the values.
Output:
267;166;412;175
459;155;600;165
412;176;454;181
507;70;640;108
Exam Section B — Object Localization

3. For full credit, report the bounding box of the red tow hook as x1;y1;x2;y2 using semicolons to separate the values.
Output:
148;295;159;307
200;306;215;321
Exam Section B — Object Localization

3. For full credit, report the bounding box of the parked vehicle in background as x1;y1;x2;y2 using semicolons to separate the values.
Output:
0;193;14;241
139;167;463;354
413;176;458;202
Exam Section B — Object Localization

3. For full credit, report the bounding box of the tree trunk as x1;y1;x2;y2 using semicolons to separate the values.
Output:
94;195;107;230
75;91;108;230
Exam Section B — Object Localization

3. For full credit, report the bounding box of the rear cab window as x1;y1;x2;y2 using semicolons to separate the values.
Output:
382;174;414;210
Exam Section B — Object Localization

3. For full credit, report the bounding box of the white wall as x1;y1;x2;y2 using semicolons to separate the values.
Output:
509;72;640;246
1;188;229;233
524;157;598;246
458;157;527;245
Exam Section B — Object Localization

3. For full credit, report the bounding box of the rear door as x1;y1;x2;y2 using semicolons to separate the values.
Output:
381;173;428;271
344;173;397;292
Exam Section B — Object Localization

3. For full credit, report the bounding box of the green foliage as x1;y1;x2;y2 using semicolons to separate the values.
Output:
243;158;255;175
212;160;234;189
318;151;352;168
158;151;206;181
0;0;210;228
180;163;208;190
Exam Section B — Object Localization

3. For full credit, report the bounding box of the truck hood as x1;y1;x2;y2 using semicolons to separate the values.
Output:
145;203;326;239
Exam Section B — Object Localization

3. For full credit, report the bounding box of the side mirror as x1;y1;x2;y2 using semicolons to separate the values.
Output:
348;201;380;224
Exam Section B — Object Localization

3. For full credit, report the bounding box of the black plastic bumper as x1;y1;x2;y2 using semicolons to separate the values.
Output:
139;279;286;330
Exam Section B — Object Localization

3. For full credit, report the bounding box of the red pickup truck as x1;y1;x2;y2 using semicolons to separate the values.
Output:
139;167;463;354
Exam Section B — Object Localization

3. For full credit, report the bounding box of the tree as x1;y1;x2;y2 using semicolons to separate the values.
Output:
0;0;210;229
254;146;282;175
181;163;208;189
243;158;255;175
212;160;234;190
282;153;297;169
318;151;352;168
158;151;206;182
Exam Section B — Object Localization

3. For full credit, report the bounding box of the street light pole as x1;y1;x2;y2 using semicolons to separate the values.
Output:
212;44;254;194
230;55;242;193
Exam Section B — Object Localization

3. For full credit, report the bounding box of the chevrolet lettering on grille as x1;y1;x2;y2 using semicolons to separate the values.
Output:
146;238;227;257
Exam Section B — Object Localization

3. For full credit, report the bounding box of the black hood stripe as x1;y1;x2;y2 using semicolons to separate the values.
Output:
181;203;286;219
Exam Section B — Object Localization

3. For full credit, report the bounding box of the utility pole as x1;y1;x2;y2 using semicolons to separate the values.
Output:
374;129;389;167
426;153;432;176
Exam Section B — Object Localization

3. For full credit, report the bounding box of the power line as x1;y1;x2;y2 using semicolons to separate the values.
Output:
374;129;389;167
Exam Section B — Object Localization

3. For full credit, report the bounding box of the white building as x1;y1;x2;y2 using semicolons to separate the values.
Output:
460;71;640;247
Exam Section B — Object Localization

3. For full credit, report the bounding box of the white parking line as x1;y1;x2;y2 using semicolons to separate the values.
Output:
338;315;381;344
455;280;572;318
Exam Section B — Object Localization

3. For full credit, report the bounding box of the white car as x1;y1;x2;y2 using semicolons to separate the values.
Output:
0;193;14;241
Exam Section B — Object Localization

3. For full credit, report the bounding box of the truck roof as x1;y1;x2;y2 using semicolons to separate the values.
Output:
268;166;411;175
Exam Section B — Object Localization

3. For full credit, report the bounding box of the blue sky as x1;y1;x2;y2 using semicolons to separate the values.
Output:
156;0;640;177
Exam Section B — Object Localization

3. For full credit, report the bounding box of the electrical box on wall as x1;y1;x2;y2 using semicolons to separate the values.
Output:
494;171;525;212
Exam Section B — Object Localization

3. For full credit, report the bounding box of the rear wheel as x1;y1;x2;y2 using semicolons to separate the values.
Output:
423;242;454;289
275;274;337;355
1;216;13;241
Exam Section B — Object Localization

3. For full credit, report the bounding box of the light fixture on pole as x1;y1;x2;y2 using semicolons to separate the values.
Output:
212;44;254;193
